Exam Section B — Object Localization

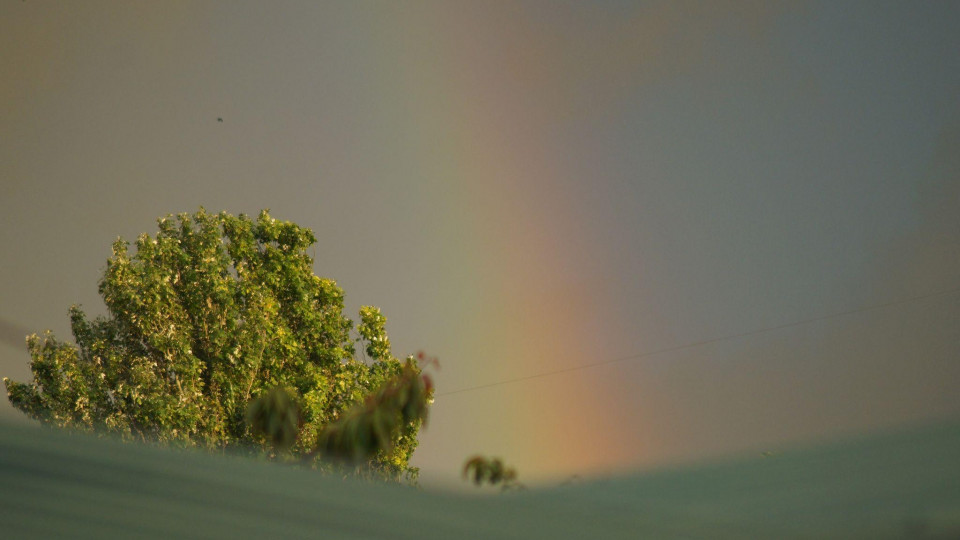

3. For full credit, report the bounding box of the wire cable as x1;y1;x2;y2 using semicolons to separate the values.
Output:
435;283;960;398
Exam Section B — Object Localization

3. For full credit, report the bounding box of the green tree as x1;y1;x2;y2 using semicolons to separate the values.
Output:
463;456;523;491
4;208;427;480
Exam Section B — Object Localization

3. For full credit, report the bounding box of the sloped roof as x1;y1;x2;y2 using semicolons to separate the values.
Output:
2;418;959;538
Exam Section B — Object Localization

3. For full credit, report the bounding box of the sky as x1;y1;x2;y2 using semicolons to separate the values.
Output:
1;1;958;488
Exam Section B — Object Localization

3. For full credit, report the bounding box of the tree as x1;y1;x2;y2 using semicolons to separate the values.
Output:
4;208;428;480
462;456;524;491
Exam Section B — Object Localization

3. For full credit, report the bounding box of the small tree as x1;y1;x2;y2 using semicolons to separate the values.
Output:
463;456;523;491
4;208;427;480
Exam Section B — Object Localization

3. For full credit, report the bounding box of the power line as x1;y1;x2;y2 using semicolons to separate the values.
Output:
435;284;960;398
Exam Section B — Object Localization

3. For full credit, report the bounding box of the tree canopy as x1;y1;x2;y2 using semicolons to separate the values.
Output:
4;208;428;480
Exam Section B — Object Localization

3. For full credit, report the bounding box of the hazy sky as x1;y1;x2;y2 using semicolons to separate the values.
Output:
2;1;958;487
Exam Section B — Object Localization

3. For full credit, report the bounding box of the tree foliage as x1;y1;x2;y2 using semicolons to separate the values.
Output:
4;208;429;480
312;358;432;464
462;455;523;491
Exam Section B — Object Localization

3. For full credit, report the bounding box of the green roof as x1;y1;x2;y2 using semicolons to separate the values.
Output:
2;418;960;538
